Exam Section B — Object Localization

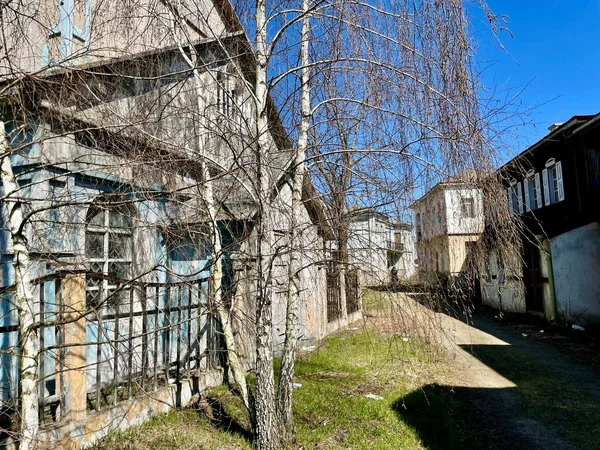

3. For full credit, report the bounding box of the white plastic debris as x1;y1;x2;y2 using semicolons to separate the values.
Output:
365;393;384;400
401;337;410;342
572;324;585;331
293;383;303;389
539;330;545;333
522;333;528;337
349;327;359;331
301;345;317;352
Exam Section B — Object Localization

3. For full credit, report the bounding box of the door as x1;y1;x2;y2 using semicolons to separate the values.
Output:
522;238;544;313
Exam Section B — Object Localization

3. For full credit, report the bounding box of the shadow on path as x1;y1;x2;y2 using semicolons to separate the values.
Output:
394;295;600;450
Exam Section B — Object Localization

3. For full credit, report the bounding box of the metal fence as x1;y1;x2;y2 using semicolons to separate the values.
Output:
326;267;341;322
0;271;225;426
346;269;360;315
0;285;18;411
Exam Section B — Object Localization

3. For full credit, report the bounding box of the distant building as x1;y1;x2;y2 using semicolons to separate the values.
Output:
411;171;485;281
348;211;415;286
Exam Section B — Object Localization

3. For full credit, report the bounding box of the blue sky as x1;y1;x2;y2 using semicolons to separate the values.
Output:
472;0;600;164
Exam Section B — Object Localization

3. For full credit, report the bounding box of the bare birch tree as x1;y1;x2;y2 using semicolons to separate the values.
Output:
0;1;522;449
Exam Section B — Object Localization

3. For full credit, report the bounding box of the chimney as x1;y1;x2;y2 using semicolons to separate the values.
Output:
548;122;564;132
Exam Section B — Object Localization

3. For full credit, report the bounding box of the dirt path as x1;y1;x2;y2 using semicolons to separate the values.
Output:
390;293;600;450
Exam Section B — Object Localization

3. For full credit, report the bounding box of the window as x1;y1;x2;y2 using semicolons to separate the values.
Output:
523;171;542;211
434;201;443;224
17;178;32;217
394;233;404;252
85;202;134;309
48;179;67;249
542;159;564;205
48;179;66;223
415;212;422;241
41;0;92;66
217;71;238;119
507;180;523;214
460;197;475;218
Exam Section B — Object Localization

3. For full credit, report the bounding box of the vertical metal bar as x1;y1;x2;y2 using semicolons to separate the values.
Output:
38;282;45;423
14;288;22;420
195;281;202;370
96;302;102;412
207;278;214;369
112;287;119;406
153;286;159;390
127;286;134;399
141;285;148;390
175;285;182;383
58;279;66;419
165;285;171;382
186;284;192;375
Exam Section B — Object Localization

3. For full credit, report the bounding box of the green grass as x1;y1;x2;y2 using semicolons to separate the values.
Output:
292;330;428;449
92;408;249;450
94;327;489;449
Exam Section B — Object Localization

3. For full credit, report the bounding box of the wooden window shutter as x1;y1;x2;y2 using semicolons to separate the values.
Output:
516;182;524;214
542;169;550;206
556;161;565;201
523;179;531;212
535;173;542;209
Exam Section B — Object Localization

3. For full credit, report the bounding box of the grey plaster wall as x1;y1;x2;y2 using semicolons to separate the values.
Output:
550;222;600;325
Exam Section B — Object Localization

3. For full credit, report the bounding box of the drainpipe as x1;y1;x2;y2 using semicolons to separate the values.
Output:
540;237;557;322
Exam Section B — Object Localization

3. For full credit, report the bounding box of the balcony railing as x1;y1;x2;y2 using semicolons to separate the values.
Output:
386;241;405;252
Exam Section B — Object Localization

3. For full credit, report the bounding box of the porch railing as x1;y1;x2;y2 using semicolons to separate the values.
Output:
0;270;224;427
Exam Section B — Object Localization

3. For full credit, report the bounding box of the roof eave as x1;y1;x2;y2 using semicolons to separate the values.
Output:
500;115;596;171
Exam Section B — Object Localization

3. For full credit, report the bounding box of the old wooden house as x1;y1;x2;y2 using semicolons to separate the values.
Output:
485;114;600;326
0;0;355;448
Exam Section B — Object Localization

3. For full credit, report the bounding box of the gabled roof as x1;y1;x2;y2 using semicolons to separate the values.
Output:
410;169;486;208
499;114;596;171
349;208;411;231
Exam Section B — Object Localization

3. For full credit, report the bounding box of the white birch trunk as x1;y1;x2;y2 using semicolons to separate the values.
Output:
190;60;257;425
166;12;257;424
191;59;256;428
0;121;39;450
254;0;278;447
276;0;311;441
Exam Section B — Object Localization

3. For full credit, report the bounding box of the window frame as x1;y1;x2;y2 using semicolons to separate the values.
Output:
41;0;92;65
460;197;475;218
216;69;239;121
507;179;523;214
542;159;564;206
415;212;422;241
85;202;135;310
524;170;542;211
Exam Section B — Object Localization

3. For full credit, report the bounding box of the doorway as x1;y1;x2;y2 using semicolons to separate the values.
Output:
522;238;544;313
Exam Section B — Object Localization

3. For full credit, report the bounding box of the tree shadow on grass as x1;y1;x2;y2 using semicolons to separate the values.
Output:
195;392;253;444
393;384;502;450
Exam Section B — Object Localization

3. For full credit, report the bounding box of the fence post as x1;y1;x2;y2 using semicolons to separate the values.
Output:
339;269;348;325
59;272;87;422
